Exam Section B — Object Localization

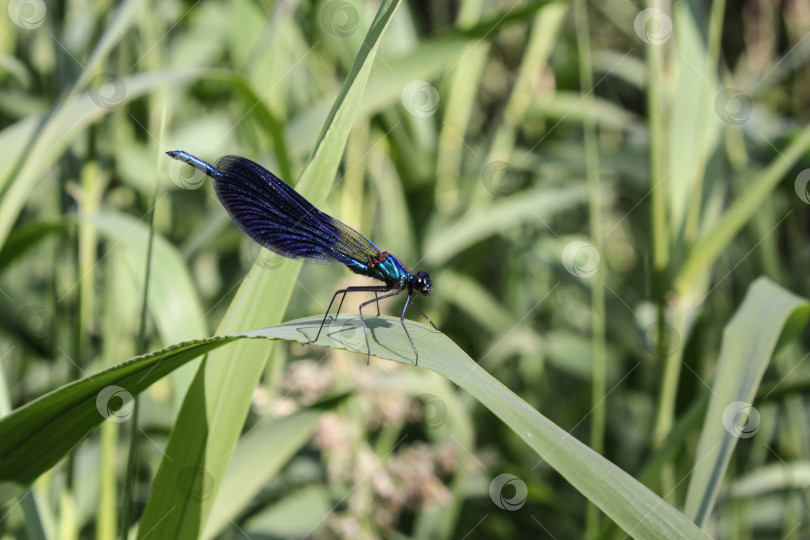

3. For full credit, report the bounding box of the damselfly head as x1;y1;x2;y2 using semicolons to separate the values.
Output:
412;272;431;297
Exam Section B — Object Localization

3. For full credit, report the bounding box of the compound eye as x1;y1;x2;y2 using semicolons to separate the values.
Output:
415;272;431;296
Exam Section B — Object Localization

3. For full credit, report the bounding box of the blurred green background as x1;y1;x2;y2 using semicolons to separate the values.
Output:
2;0;810;538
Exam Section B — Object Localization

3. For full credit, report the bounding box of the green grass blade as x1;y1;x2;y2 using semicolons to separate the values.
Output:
424;185;589;266
435;0;489;210
0;69;204;249
573;1;607;535
70;0;146;93
207;72;294;181
240;485;332;537
2;314;713;538
725;461;810;500
675;125;810;296
486;5;568;162
0;220;72;274
136;2;403;537
683;277;810;526
665;2;721;237
87;212;207;344
0;212;206;393
0;338;234;496
286;1;553;160
201;400;345;539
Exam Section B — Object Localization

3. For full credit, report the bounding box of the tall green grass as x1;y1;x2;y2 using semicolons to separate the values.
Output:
1;1;810;539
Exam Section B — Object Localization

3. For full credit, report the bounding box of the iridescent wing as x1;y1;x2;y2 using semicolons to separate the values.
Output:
212;155;381;271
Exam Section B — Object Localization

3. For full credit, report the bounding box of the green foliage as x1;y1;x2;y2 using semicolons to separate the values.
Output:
0;315;710;538
2;1;810;539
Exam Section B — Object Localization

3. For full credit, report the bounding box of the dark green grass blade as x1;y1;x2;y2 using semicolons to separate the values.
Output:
1;315;712;539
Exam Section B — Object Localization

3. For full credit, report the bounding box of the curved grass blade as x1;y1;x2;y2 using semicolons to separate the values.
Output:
0;219;72;274
0;314;713;538
675;126;810;296
424;184;589;266
286;0;555;159
87;212;208;345
725;461;810;501
0;213;206;395
201;397;347;539
0;68;205;250
0;337;233;498
136;1;405;537
683;278;810;526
